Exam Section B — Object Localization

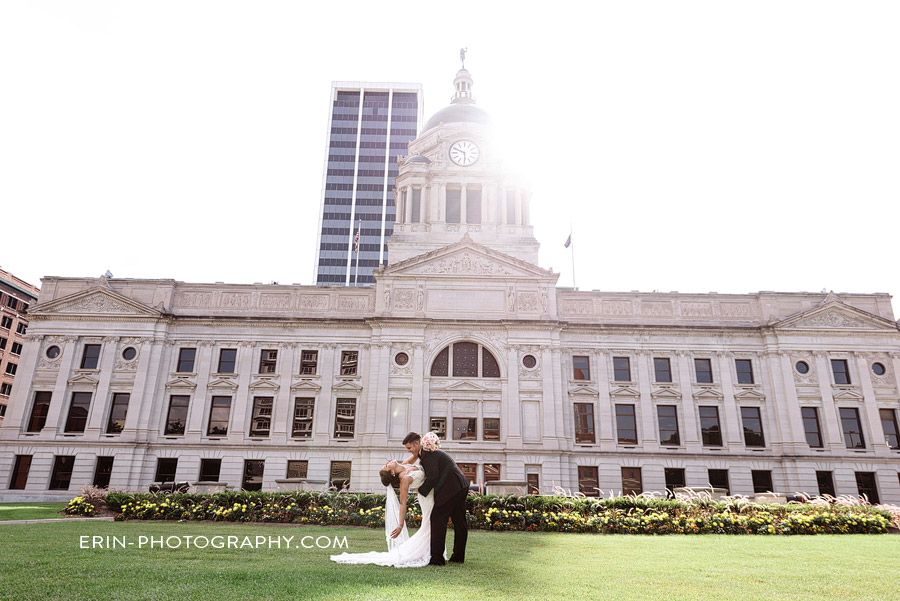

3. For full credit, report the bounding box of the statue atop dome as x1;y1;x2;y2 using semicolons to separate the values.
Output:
460;47;467;68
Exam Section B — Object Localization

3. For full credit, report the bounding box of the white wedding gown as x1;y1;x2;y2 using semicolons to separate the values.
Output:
330;460;445;568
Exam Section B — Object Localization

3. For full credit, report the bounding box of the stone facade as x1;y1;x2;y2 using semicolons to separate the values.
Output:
1;69;899;502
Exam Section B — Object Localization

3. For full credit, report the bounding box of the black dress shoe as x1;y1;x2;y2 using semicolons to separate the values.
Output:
448;556;464;564
428;559;446;566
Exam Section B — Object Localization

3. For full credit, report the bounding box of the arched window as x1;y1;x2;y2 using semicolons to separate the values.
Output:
430;342;500;378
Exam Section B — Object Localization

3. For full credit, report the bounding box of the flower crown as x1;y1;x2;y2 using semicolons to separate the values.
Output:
421;431;441;452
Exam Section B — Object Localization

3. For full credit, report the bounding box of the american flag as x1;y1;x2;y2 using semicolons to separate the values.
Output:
353;229;360;253
564;234;571;248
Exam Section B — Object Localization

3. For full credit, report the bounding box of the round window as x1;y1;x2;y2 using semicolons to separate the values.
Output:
872;362;886;376
522;354;537;369
122;347;137;360
395;352;409;366
795;361;809;374
46;345;60;359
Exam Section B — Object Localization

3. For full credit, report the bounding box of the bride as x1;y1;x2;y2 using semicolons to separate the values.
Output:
330;448;444;567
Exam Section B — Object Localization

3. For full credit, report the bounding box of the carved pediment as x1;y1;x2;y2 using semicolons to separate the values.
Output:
568;385;600;396
291;380;323;392
165;377;197;390
380;236;554;280
734;389;766;402
693;387;724;401
832;388;864;401
31;287;162;317
208;378;239;391
773;300;897;332
249;378;280;392
445;381;487;392
610;386;640;398
333;380;363;392
67;373;99;387
651;387;682;400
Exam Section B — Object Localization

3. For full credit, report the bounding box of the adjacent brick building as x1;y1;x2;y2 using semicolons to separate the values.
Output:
0;268;40;426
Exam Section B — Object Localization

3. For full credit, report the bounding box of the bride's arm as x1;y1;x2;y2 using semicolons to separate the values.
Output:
401;454;416;465
391;474;413;539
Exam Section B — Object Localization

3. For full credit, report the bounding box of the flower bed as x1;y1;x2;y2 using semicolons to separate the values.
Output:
94;490;894;535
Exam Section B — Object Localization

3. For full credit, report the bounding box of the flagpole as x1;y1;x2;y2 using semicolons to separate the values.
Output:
569;223;577;290
353;218;360;287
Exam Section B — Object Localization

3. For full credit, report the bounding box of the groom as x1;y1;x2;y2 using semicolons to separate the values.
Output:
403;431;469;566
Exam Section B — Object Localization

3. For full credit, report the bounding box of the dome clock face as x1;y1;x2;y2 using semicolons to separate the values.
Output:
449;140;480;166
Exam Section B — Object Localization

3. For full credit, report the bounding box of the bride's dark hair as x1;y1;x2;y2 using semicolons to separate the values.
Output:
379;467;401;488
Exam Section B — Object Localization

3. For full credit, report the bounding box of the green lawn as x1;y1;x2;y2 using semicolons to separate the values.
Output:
0;502;67;521
0;521;897;601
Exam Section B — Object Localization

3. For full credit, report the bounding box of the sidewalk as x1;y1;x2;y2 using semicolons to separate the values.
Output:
0;517;116;525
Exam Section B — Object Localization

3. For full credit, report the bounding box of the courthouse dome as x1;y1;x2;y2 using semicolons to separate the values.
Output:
422;67;491;132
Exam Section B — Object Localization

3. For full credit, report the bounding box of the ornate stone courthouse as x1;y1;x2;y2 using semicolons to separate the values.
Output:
2;68;899;503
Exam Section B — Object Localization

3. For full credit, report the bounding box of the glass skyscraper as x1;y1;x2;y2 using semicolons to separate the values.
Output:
314;82;423;286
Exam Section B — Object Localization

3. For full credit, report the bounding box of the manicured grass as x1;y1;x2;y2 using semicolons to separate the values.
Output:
0;521;897;601
0;502;67;521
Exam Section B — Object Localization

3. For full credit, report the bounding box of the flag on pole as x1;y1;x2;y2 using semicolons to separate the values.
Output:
564;234;571;248
353;229;360;253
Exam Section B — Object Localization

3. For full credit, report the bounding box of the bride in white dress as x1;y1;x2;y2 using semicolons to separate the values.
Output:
330;455;444;568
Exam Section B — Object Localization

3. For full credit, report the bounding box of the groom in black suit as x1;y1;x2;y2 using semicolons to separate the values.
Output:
403;431;469;566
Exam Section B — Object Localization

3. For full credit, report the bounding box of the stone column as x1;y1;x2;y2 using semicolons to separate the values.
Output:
271;343;296;440
122;339;155;439
635;352;657;451
501;188;509;225
409;343;426;434
405;185;413;224
460;183;467;224
185;342;215;439
542;347;562;445
437;183;447;223
514;189;522;225
674;351;700;448
85;337;120;437
314;344;337;438
133;338;167;443
813;352;845;451
856;353;888;455
596;351;614;449
774;351;807;453
228;341;256;442
717;352;743;446
504;346;522;448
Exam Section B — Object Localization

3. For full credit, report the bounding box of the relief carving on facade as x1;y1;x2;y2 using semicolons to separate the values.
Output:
58;294;139;314
418;252;512;276
601;300;633;317
338;296;370;311
393;290;416;310
516;292;540;313
560;299;593;315
641;301;674;317
720;303;754;319
115;359;139;371
795;310;873;329
681;302;713;318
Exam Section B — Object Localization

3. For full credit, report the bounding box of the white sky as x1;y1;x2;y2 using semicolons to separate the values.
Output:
1;2;898;314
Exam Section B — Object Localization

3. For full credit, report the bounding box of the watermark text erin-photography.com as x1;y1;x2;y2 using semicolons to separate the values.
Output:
79;534;349;551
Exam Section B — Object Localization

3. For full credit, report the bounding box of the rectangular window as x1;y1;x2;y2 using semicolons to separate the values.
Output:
615;404;637;444
453;417;477;440
9;455;32;489
879;408;899;449
699;406;723;446
446;189;461;223
291;397;314;438
741;406;766;447
816;471;836;497
0;382;11;396
430;417;447;439
81;344;101;369
0;316;12;329
177;348;196;372
483;417;500;441
207;396;231;436
5;362;17;375
249;396;273;437
5;295;17;309
340;351;358;376
527;473;540;495
577;466;599;497
735;359;754;384
457;463;477;485
708;469;730;495
10;341;22;355
259;349;278;374
199;458;222;482
694;358;713;383
411;188;421;223
572;355;590;380
622;467;642;495
831;359;851;384
49;456;75;490
613;356;631;381
155;457;178;483
164;395;190;435
664;468;686;497
105;393;130;434
574;403;595;444
653;357;672;382
466;188;482;224
64;391;92;433
16;323;26;335
855;472;880;504
839;407;865;449
484;463;500;482
751;470;774;494
801;407;824;448
300;350;318;375
93;456;114;488
329;460;351;491
334;398;356;438
0;336;6;349
27;391;51;432
657;405;681;446
217;348;237;373
242;459;265;491
287;460;308;479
